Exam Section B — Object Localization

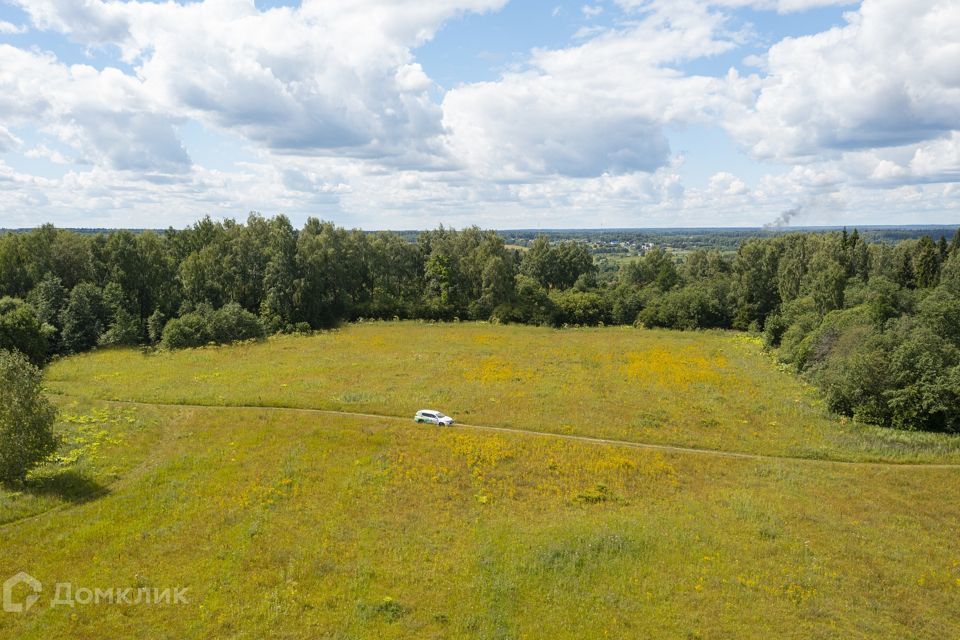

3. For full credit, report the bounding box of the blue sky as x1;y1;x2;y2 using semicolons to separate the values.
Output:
0;0;957;229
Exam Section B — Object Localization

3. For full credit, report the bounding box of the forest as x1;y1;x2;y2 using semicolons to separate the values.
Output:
2;215;960;433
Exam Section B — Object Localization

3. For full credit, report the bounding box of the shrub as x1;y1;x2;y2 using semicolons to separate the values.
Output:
161;304;264;349
762;312;788;348
99;307;141;347
161;312;211;349
917;287;960;347
814;329;892;423
550;289;610;326
812;319;960;432
491;276;557;326
637;281;730;330
0;349;58;483
800;306;873;373
605;285;643;325
208;303;264;343
147;309;167;344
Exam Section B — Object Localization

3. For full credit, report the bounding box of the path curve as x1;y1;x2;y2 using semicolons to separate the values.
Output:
5;395;960;531
91;397;960;470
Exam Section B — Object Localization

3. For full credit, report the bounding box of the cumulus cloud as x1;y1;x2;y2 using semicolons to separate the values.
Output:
714;0;853;12
726;0;960;161
24;144;72;165
0;20;27;34
442;1;735;179
2;0;958;227
13;0;507;164
707;171;748;195
615;0;854;14
0;45;190;172
0;126;21;153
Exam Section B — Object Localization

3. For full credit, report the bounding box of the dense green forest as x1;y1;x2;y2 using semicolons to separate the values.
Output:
2;216;960;433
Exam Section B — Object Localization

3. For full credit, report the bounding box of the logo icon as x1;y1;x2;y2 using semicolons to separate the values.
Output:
3;572;42;613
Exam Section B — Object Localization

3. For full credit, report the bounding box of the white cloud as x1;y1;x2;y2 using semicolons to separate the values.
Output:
24;144;72;165
0;20;27;34
716;0;853;13
707;171;748;195
442;2;735;179
726;0;960;162
615;0;854;14
14;0;507;165
0;45;190;172
0;126;21;152
582;4;604;18
2;0;958;228
715;0;960;202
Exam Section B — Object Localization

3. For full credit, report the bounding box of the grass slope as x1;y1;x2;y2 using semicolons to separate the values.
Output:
1;323;959;638
46;322;960;462
2;403;960;638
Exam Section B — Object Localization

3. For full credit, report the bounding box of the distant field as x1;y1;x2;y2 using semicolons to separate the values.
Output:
2;322;959;638
46;322;960;462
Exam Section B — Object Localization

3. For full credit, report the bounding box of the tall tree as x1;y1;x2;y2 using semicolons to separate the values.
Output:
260;215;298;330
0;298;48;366
60;283;106;353
731;239;781;329
0;349;58;483
913;236;941;288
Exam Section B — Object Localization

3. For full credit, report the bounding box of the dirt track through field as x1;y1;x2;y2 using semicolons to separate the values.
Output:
85;396;960;470
5;394;958;531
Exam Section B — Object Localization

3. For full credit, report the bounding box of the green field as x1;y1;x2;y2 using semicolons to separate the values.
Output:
44;322;960;462
2;322;960;638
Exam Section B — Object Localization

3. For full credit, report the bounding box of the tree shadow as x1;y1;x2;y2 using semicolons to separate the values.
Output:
17;470;110;504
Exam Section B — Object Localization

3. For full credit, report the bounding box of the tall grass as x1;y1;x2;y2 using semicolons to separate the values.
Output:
1;404;958;638
46;322;960;462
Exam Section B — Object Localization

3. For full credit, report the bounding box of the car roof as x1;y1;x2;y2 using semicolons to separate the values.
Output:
417;409;439;414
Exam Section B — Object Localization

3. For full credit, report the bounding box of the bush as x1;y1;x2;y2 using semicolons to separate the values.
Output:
491;276;557;326
762;312;788;348
0;349;58;483
917;287;960;347
161;311;211;349
800;306;873;372
814;329;892;423
0;297;48;366
550;289;610;326
98;307;141;347
147;309;167;344
605;285;643;325
637;281;730;330
811;318;960;432
208;303;264;343
161;304;264;349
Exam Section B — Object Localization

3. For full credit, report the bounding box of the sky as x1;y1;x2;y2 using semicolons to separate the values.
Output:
0;0;958;230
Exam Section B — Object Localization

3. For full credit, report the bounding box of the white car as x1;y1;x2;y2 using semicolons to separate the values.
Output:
414;409;455;426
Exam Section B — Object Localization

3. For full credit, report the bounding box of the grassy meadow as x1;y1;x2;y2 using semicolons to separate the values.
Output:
46;322;960;462
1;322;959;638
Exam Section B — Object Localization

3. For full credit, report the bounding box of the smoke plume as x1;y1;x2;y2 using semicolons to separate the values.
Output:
763;206;801;229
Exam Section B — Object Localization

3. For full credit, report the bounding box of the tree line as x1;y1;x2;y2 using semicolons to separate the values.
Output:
2;216;960;432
